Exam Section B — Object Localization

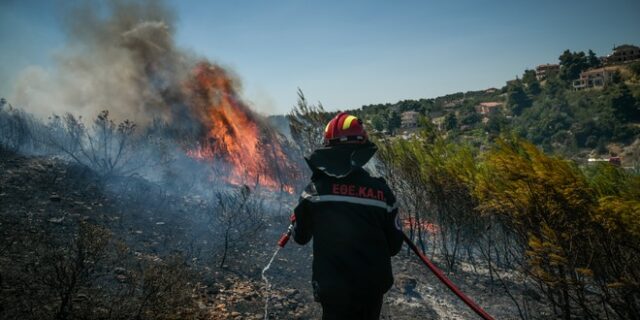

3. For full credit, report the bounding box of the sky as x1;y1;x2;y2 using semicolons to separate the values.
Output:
1;0;639;115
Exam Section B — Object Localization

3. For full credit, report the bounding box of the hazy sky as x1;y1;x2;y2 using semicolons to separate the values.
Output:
1;0;639;115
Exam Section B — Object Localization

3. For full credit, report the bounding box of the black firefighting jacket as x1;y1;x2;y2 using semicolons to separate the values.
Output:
292;167;403;305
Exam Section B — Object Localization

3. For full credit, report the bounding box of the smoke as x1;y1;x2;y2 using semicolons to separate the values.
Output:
8;0;303;192
11;0;237;128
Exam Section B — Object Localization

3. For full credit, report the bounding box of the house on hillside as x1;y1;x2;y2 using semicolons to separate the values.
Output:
400;111;420;128
572;67;618;90
535;64;560;80
475;102;503;116
603;44;640;64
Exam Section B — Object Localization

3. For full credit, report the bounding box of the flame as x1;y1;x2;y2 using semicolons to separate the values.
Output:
184;62;295;193
403;218;440;234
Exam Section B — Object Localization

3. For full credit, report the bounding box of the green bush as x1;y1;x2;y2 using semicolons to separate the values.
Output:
378;134;640;318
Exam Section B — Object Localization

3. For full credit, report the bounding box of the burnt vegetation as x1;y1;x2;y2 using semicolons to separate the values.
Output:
0;102;304;319
3;81;637;319
2;75;640;320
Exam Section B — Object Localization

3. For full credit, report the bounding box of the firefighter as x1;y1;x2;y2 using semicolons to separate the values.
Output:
292;112;403;320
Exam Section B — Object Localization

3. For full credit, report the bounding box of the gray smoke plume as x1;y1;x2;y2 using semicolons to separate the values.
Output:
11;0;238;127
8;0;303;190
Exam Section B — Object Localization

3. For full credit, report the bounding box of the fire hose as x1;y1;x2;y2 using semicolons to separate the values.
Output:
402;233;495;320
276;218;495;320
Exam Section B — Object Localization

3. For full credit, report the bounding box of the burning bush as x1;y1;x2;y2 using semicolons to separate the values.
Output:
184;63;301;192
7;0;303;191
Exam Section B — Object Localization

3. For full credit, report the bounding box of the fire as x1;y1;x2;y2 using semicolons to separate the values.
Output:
403;218;440;234
184;62;296;193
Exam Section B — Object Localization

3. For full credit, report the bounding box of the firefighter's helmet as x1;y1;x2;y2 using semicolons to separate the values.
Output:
323;112;368;146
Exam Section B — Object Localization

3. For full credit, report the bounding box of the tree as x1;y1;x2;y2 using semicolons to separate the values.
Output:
516;97;573;146
460;110;481;126
387;111;401;132
522;69;542;96
609;84;640;122
543;74;565;97
522;69;537;85
559;50;588;83
527;81;542;96
443;113;457;131
586;49;602;68
288;89;332;155
485;114;509;134
370;114;385;132
507;84;531;116
397;100;422;112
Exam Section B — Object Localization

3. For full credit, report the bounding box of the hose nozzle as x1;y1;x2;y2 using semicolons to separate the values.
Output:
277;214;296;248
277;223;294;248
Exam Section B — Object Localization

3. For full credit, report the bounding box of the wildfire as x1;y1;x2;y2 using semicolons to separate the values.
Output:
184;62;296;193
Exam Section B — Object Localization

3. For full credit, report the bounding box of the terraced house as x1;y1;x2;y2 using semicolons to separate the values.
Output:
604;44;640;64
572;67;618;90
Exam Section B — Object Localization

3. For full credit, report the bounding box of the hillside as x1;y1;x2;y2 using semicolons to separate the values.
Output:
337;58;640;166
0;149;544;319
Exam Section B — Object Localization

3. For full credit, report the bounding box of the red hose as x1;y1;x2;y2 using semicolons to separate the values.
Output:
402;233;495;320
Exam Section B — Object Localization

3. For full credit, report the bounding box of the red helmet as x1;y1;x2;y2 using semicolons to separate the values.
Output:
323;112;368;146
